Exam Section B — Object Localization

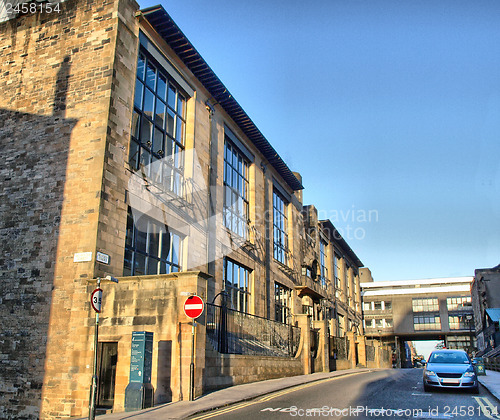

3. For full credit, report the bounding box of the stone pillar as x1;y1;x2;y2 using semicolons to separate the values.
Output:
295;314;312;375
346;331;357;369
357;336;367;368
313;320;329;372
374;340;381;368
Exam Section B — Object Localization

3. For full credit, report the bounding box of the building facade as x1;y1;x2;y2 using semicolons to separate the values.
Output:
0;1;376;418
471;264;500;355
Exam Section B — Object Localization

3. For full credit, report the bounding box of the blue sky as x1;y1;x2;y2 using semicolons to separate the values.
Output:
140;0;500;281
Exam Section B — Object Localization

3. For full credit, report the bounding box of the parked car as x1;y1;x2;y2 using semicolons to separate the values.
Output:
423;349;479;393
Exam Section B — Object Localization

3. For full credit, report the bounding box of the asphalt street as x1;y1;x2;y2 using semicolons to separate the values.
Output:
187;369;500;420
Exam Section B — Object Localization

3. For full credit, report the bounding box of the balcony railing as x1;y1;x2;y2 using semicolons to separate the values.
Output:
206;303;300;357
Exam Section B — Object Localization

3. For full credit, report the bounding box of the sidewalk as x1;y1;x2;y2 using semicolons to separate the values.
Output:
77;368;373;420
479;369;500;402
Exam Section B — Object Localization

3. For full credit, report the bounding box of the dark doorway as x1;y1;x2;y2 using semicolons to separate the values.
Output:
98;342;118;408
156;340;173;403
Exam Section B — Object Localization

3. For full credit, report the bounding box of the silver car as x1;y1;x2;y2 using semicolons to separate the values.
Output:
423;349;479;393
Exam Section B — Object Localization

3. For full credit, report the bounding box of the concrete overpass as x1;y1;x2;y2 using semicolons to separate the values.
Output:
361;276;475;367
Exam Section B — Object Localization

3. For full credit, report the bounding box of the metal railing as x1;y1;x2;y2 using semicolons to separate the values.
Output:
484;357;500;372
333;337;348;360
366;345;375;362
206;303;300;357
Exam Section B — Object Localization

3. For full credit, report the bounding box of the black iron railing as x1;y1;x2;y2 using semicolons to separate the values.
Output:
206;303;300;357
366;345;375;362
333;337;348;360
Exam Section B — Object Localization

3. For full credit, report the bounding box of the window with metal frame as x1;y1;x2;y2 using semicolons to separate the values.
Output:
130;48;187;196
446;296;472;311
223;140;249;239
273;189;289;265
412;298;439;313
224;259;251;313
448;315;469;330
124;207;182;276
319;240;328;288
344;263;350;299
413;315;441;331
275;282;292;324
334;254;341;298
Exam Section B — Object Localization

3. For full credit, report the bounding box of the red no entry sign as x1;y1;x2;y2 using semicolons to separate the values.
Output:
184;295;204;319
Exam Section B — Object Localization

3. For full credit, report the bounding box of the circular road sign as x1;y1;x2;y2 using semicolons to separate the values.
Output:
91;288;103;313
183;295;204;319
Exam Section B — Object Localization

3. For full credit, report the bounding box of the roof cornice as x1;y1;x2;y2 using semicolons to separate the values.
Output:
140;5;303;191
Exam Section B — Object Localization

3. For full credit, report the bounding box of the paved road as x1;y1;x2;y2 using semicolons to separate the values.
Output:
188;369;500;420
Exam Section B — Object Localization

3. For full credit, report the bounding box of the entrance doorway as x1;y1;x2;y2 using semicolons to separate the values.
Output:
97;342;118;408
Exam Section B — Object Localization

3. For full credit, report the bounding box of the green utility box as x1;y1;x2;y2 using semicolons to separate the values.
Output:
125;332;154;411
474;357;486;376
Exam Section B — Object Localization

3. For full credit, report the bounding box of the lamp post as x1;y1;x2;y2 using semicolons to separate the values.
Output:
89;275;118;420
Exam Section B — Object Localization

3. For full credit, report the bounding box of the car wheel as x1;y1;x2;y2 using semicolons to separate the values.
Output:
471;385;479;394
424;384;431;392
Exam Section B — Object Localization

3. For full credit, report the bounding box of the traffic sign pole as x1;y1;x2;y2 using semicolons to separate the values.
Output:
183;295;204;401
190;320;196;401
89;278;101;420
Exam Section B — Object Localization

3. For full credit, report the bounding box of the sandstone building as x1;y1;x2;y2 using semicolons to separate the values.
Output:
0;1;384;418
471;264;500;355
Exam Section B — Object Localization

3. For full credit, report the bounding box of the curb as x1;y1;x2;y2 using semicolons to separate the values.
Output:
74;368;376;419
478;377;500;403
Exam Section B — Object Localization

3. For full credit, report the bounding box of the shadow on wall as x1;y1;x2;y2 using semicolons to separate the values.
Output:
0;55;77;418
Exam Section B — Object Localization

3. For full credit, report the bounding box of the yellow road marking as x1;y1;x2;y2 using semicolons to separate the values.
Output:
473;396;500;420
189;370;371;419
190;401;256;420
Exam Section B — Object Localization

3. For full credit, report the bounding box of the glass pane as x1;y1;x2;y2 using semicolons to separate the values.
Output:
123;249;132;276
139;148;150;174
137;53;146;80
153;127;163;154
136;225;147;253
150;156;161;185
159;230;169;261
134;79;143;109
140;119;152;144
167;84;176;110
134;253;146;276
147;257;159;275
176;117;184;142
226;261;233;284
165;137;174;158
125;210;134;247
157;72;167;101
144;88;155;120
171;234;179;265
232;169;237;190
166;109;175;137
155;99;166;129
177;94;185;116
146;61;156;91
132;111;140;139
128;140;140;169
148;224;159;257
159;261;167;275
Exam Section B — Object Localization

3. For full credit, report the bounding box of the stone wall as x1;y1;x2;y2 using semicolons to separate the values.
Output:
0;0;139;418
204;349;303;392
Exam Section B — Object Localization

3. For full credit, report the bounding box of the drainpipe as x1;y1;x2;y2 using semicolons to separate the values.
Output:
205;100;215;279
